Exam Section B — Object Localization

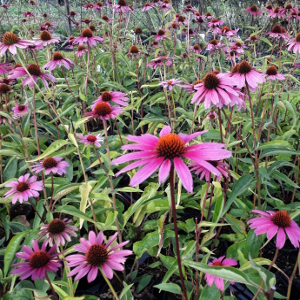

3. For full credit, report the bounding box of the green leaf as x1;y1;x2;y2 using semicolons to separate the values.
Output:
136;275;152;293
3;157;18;182
261;148;300;158
133;231;158;259
244;230;262;259
79;183;92;228
120;282;134;300
28;140;70;162
257;140;291;150
4;230;28;276
154;283;182;295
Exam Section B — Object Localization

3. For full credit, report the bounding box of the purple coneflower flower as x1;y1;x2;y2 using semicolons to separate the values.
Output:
267;24;288;40
23;11;34;17
288;32;300;54
148;55;173;69
73;28;103;48
83;3;95;10
79;133;103;147
245;35;259;43
0;83;12;95
207;39;223;53
43;21;57;30
182;3;195;14
179;79;201;94
190;44;201;54
12;103;29;118
205;256;238;291
112;125;232;193
265;66;285;81
190;160;230;182
35;30;60;46
207;110;217;120
95;2;104;10
93;91;129;107
39;218;78;247
160;0;172;11
208;18;224;27
231;60;266;92
68;10;79;17
4;174;43;204
248;210;300;249
192;72;244;109
265;4;273;13
221;26;239;39
0;115;11;125
158;78;182;90
278;3;298;18
0;62;10;75
66;231;132;282
76;45;88;57
31;157;70;175
99;14;112;23
84;101;123;121
43;52;74;71
26;43;43;51
8;64;57;88
0;32;33;56
11;240;61;280
114;0;131;14
267;6;281;18
142;2;154;11
245;5;262;16
155;29;170;42
42;13;50;18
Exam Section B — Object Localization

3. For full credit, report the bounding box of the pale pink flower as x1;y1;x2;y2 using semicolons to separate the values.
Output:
23;11;34;17
265;4;273;13
207;111;217;120
39;218;78;247
73;28;103;48
160;2;172;11
267;25;289;40
205;256;238;291
155;29;170;42
207;39;223;53
265;66;285;81
278;4;298;18
43;52;74;71
112;125;232;193
221;26;239;39
182;4;196;14
76;45;88;57
8;64;57;88
34;30;60;46
114;0;131;14
248;210;300;249
207;18;224;27
84;101;123;121
147;55;173;69
99;15;112;23
93;91;129;107
245;5;262;16
79;133;103;147
142;2;154;11
11;240;61;280
158;78;182;90
288;11;300;20
31;157;70;175
0;116;11;125
288;33;300;54
4;174;43;204
95;2;105;10
0;32;33;56
245;35;259;43
12;103;29;118
267;6;281;18
192;72;244;109
0;62;11;75
83;3;95;10
66;231;132;282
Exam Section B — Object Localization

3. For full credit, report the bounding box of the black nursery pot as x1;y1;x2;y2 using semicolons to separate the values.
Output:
275;271;300;300
9;203;34;221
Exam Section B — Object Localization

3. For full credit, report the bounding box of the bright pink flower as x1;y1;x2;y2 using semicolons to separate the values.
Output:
267;6;281;18
79;133;103;147
278;4;298;18
26;43;43;51
42;21;57;30
0;4;9;9
148;55;173;69
142;2;154;11
221;26;239;39
288;33;300;54
266;25;289;40
190;160;230;182
68;11;79;17
93;91;129;107
39;218;78;247
155;29;170;42
12;103;29;118
112;125;231;193
158;78;182;90
114;0;131;14
207;39;223;53
248;210;300;249
66;231;132;282
8;64;57;88
34;30;60;46
265;4;273;13
205;256;238;291
43;52;74;71
4;174;43;204
0;62;10;75
0;32;33;56
11;240;61;280
31;156;70;175
0;115;11;125
84;101;123;121
182;4;196;14
288;11;300;20
73;28;103;48
245;5;262;16
192;72;244;109
265;66;285;81
83;3;95;9
207;18;224;27
160;2;172;11
190;44;202;54
231;60;266;91
95;2;105;10
23;11;34;17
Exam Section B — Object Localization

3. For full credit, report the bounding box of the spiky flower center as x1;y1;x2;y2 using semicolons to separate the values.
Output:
238;60;252;74
231;64;239;74
89;25;96;31
78;45;86;51
70;11;76;16
87;3;94;8
84;18;91;24
171;22;178;28
129;45;139;54
145;2;150;6
194;44;200;50
97;2;103;6
53;52;63;61
274;6;280;13
250;5;258;12
102;15;109;21
188;29;194;34
18;105;26;111
266;4;272;9
167;80;173;85
0;84;10;93
101;91;112;102
221;26;230;33
94;102;112;116
231;45;237;51
281;27;287;34
178;15;185;22
206;12;212;17
271;25;281;34
2;32;19;45
186;4;192;10
212;261;222;266
43;13;48;18
45;21;51;26
271;211;291;228
285;3;293;10
86;244;108;266
82;28;93;38
48;219;66;234
210;39;218;46
193;79;202;86
157;29;165;36
87;135;97;142
266;66;277;76
296;33;300;42
117;0;126;6
43;157;58;169
16;182;29;192
209;113;216;120
27;64;42;76
203;73;220;90
156;133;185;158
212;18;218;23
135;27;142;34
207;160;219;167
29;251;50;268
163;0;169;3
235;41;242;47
250;35;257;41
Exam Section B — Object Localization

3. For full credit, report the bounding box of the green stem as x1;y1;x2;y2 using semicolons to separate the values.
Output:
100;268;120;300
